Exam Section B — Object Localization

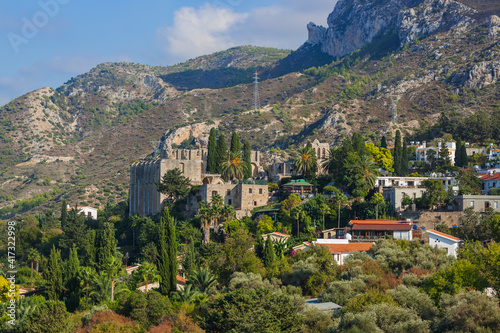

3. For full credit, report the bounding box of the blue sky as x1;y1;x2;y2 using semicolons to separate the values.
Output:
0;0;336;106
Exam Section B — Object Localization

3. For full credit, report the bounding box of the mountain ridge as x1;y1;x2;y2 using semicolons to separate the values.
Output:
0;1;499;218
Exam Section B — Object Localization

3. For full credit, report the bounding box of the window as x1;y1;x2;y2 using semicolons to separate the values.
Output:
495;202;498;209
249;188;253;194
228;199;232;205
227;189;231;195
471;201;474;207
254;201;257;206
212;191;217;196
259;189;263;194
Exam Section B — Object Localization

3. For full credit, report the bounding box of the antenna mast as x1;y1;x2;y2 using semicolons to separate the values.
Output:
389;94;400;123
253;71;260;110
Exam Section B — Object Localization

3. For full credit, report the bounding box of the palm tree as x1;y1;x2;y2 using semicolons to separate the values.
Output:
322;147;337;175
334;192;349;229
356;155;378;190
177;284;199;303
291;205;306;237
137;262;160;293
78;266;96;309
198;201;213;245
103;255;123;302
187;267;217;293
274;238;287;258
293;146;315;176
318;202;331;231
91;272;112;303
27;248;40;290
370;193;385;220
221;152;247;181
211;194;224;233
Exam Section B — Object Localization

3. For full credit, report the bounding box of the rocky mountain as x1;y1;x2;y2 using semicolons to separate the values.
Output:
0;1;499;218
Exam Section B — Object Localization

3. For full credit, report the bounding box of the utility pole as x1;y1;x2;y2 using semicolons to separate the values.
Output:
389;94;400;123
253;71;260;110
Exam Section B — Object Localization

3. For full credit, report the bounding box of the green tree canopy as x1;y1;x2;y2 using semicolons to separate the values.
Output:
155;168;191;203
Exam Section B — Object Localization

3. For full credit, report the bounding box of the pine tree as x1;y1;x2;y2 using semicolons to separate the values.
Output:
46;245;63;301
216;134;228;174
157;208;177;295
263;237;276;268
65;246;81;311
207;128;217;173
243;140;252;179
230;131;241;158
393;130;402;175
95;222;117;271
401;138;409;176
60;200;67;230
380;136;388;149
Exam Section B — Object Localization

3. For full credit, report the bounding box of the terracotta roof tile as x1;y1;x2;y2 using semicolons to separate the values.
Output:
177;275;186;284
316;243;373;253
427;230;462;242
480;173;500;181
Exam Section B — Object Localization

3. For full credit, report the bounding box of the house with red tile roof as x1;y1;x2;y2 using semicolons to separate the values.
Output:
312;239;374;265
479;170;500;194
347;219;413;241
427;230;462;258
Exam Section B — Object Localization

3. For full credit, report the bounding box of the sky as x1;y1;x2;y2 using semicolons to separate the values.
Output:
0;0;337;106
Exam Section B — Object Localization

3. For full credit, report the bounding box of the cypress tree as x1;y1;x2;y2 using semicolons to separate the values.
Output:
243;140;252;179
460;144;467;167
216;134;228;173
46;245;63;301
263;237;276;268
401;138;409;176
60;207;87;252
65;246;81;311
207;128;217;173
393;130;402;176
455;138;463;167
380;136;388;149
183;239;197;278
95;223;117;271
230;131;241;158
157;208;177;295
60;200;67;230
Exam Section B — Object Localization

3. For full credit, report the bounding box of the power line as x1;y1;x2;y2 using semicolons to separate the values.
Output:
253;71;260;110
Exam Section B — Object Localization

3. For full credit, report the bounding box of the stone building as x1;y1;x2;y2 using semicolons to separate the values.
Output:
200;182;269;219
129;147;262;217
311;139;330;174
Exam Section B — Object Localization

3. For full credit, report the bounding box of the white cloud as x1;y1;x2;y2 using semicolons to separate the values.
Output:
158;0;336;62
158;4;249;61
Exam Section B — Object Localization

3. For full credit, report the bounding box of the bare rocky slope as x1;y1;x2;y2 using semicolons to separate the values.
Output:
0;1;498;218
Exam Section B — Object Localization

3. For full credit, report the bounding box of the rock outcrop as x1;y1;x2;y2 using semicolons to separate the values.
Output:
452;61;500;89
489;15;500;37
305;0;475;58
398;0;476;46
159;122;220;152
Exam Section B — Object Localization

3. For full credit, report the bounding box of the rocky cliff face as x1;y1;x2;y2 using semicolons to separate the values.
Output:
398;0;476;46
306;0;475;58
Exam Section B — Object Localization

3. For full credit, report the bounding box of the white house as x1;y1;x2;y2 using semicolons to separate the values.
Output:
415;141;456;165
479;170;500;194
427;230;462;258
67;204;98;220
